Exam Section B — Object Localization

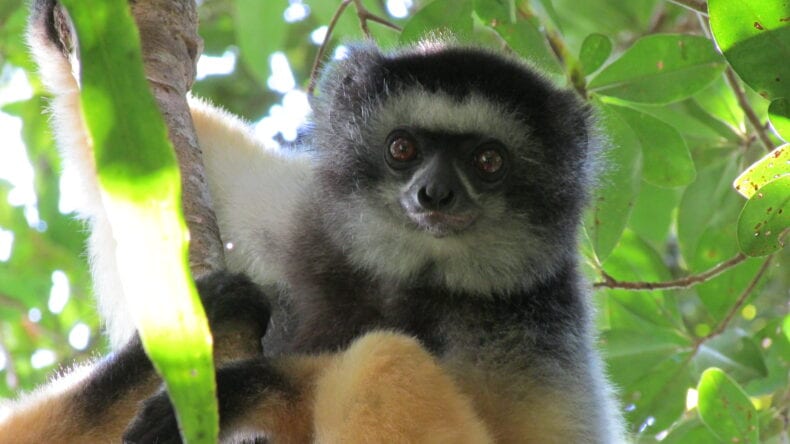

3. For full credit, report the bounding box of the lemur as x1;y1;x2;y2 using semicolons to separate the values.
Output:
3;1;627;442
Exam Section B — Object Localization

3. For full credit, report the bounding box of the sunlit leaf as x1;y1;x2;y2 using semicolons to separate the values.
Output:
588;34;726;104
733;144;790;198
697;368;760;443
709;0;790;101
736;176;790;256
59;0;217;442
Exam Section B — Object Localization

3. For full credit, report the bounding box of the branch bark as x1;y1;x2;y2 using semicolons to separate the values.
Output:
593;253;749;291
130;0;225;277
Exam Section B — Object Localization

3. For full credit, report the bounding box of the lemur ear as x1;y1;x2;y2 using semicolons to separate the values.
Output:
312;43;386;122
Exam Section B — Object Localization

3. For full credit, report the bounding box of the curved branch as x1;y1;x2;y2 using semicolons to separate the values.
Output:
593;253;749;291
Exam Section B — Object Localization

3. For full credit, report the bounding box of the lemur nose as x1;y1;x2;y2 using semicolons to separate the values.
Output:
417;184;455;210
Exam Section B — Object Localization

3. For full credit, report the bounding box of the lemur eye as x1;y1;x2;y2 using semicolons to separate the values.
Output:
386;131;419;166
473;145;505;180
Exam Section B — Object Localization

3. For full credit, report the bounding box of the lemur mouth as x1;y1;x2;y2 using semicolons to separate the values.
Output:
408;211;478;237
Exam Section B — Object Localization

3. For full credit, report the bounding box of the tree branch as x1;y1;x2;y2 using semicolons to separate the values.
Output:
130;0;225;276
593;253;749;291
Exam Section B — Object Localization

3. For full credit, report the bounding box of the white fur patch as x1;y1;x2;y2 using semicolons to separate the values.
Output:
189;97;314;287
335;182;566;295
369;89;531;151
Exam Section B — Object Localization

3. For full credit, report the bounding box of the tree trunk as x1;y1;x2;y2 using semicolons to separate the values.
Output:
130;0;225;277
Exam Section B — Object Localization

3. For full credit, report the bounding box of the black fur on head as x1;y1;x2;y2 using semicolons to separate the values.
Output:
307;41;599;293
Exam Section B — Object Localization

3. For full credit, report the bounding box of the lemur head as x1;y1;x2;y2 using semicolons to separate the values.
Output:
310;41;598;294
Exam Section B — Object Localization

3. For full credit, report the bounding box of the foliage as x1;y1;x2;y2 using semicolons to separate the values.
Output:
0;0;787;442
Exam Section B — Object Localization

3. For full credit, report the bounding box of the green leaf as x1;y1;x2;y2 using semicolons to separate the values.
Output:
745;319;790;396
697;368;760;443
622;353;692;433
662;418;723;444
588;34;726;104
693;228;763;319
709;0;790;100
678;156;740;263
769;99;790;142
736;176;790;256
609;104;696;187
492;20;563;75
531;0;564;33
628;181;682;245
584;102;642;261
733;144;790;199
473;0;514;24
604;328;690;387
601;240;682;333
59;0;218;442
400;0;474;43
579;33;611;76
693;331;768;382
234;0;288;87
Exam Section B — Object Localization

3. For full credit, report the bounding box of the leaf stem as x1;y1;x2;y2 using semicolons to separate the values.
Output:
665;0;707;15
724;67;775;152
593;253;749;290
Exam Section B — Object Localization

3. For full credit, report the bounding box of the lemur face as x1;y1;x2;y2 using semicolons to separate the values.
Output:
309;42;597;290
382;126;509;238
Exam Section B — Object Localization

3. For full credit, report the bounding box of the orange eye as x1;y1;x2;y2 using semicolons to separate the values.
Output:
388;136;418;162
475;149;503;175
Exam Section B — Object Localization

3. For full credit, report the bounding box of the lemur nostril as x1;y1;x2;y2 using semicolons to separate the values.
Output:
418;186;454;210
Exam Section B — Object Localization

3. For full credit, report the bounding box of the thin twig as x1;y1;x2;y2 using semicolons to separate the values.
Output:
307;0;352;96
593;253;749;290
724;67;775;152
666;0;708;15
698;254;774;342
351;0;402;37
0;331;18;390
307;0;401;96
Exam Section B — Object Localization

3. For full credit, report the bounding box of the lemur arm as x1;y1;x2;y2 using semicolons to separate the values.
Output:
125;331;493;444
0;273;271;444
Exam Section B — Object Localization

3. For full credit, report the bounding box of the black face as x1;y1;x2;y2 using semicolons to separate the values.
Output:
383;127;510;237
